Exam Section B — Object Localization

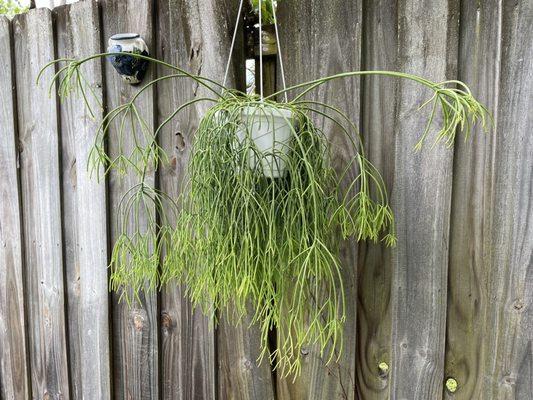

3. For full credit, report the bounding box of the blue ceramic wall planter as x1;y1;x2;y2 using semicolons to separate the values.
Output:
107;33;149;85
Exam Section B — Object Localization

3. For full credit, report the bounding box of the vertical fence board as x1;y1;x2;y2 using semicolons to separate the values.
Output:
355;1;398;398
156;1;214;399
156;2;207;398
444;1;502;399
0;16;30;400
388;1;458;399
276;1;361;398
482;1;533;396
489;3;533;397
100;0;158;398
54;1;111;399
446;2;533;399
13;8;70;400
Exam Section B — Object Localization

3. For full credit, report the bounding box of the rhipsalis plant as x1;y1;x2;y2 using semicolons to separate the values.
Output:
40;51;488;377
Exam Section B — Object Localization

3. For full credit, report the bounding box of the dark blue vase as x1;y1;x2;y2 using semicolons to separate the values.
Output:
107;33;149;84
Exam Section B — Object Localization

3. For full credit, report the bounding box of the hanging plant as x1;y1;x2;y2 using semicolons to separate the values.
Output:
40;14;488;376
161;95;397;373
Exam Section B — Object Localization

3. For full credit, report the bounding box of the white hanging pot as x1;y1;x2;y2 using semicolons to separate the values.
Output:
236;105;295;178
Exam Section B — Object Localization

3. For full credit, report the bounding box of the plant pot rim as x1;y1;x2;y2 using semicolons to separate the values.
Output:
240;105;293;120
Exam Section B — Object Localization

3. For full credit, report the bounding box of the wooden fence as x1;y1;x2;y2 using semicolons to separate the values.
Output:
0;0;531;399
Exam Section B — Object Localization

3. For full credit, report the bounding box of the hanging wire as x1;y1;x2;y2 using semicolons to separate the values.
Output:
272;2;288;102
258;0;264;99
224;0;286;102
223;0;245;88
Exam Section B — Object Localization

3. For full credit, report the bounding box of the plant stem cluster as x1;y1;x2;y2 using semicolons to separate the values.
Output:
40;53;489;376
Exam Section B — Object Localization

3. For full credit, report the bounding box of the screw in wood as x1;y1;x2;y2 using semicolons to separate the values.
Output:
377;361;389;378
445;377;458;393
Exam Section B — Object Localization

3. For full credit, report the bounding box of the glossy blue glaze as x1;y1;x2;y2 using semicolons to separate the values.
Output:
107;34;149;84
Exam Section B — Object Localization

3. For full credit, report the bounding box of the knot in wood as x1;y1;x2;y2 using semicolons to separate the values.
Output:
242;358;253;370
513;300;524;311
132;312;144;331
502;374;516;386
378;361;389;379
161;312;172;330
175;131;186;152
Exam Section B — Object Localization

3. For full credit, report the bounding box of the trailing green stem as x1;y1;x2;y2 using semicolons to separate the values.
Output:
42;51;489;378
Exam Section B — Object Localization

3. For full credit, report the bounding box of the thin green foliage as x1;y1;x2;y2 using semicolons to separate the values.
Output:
0;0;27;18
41;52;489;377
110;183;177;305
160;96;395;375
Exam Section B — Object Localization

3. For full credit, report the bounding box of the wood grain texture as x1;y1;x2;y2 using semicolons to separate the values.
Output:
54;1;111;399
217;314;277;400
388;1;459;399
99;0;158;398
0;16;31;400
444;1;501;398
486;2;531;396
13;8;70;399
355;1;398;398
445;1;533;399
276;1;361;398
156;1;217;399
156;2;205;399
488;1;533;395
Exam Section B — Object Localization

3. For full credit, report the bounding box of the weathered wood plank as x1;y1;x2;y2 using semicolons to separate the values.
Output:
156;1;217;399
218;314;277;400
276;1;361;398
444;1;501;398
486;2;533;395
355;1;398;398
0;16;31;400
446;1;533;399
388;1;458;399
13;8;70;399
54;1;111;399
99;0;158;398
